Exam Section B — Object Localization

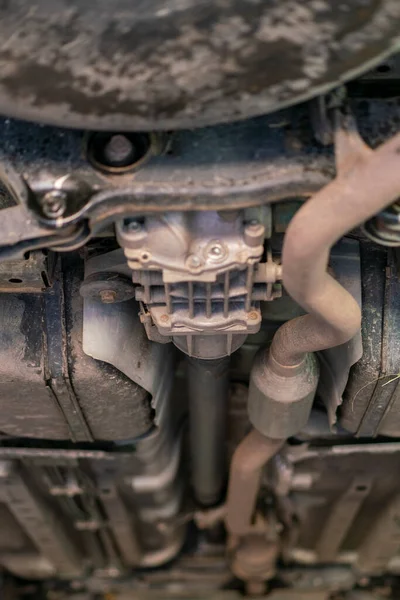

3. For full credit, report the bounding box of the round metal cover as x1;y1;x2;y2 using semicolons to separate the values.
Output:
0;0;399;130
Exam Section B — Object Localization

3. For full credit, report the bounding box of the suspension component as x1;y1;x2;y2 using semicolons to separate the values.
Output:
363;200;400;247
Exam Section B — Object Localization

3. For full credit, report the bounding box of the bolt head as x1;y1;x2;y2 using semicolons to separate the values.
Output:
41;190;67;218
99;289;117;304
247;311;259;321
104;134;134;166
205;240;227;262
159;313;170;323
209;245;223;257
125;219;142;234
186;254;202;270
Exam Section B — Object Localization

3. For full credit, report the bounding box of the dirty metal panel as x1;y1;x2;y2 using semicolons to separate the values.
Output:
0;444;184;579
0;251;52;293
0;257;155;442
341;249;400;437
278;442;400;572
0;1;398;130
0;461;83;579
81;592;330;600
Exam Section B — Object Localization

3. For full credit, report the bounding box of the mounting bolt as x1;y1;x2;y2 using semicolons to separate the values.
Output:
99;289;117;304
124;219;142;234
209;245;222;257
205;240;227;262
247;311;259;321
244;220;265;247
160;314;170;323
104;134;134;166
41;190;67;218
186;254;203;270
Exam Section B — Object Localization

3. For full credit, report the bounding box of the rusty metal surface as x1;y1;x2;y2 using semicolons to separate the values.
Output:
0;98;397;261
340;243;387;434
0;461;83;579
317;238;363;428
341;248;400;437
278;441;400;571
314;476;372;562
356;492;400;575
1;86;400;597
0;444;185;577
44;267;94;442
0;1;398;130
0;98;399;260
79;592;330;600
267;593;329;600
0;109;334;261
82;295;174;426
0;260;154;441
0;250;53;293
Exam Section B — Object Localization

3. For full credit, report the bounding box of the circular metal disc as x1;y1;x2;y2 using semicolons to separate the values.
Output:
0;0;399;130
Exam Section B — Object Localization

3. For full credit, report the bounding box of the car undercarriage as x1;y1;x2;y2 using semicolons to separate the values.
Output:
1;3;400;600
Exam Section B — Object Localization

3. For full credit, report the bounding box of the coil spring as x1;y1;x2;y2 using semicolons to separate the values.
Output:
362;201;400;247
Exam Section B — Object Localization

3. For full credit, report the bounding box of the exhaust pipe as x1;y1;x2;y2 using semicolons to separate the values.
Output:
225;117;400;590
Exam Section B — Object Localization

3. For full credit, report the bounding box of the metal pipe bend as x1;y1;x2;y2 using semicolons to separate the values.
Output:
274;128;400;366
225;126;400;575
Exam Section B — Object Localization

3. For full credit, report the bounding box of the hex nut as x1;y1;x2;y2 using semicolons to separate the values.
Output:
41;190;67;218
80;273;136;304
104;134;134;166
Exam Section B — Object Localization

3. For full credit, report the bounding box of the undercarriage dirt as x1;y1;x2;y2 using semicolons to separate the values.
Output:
1;15;400;600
